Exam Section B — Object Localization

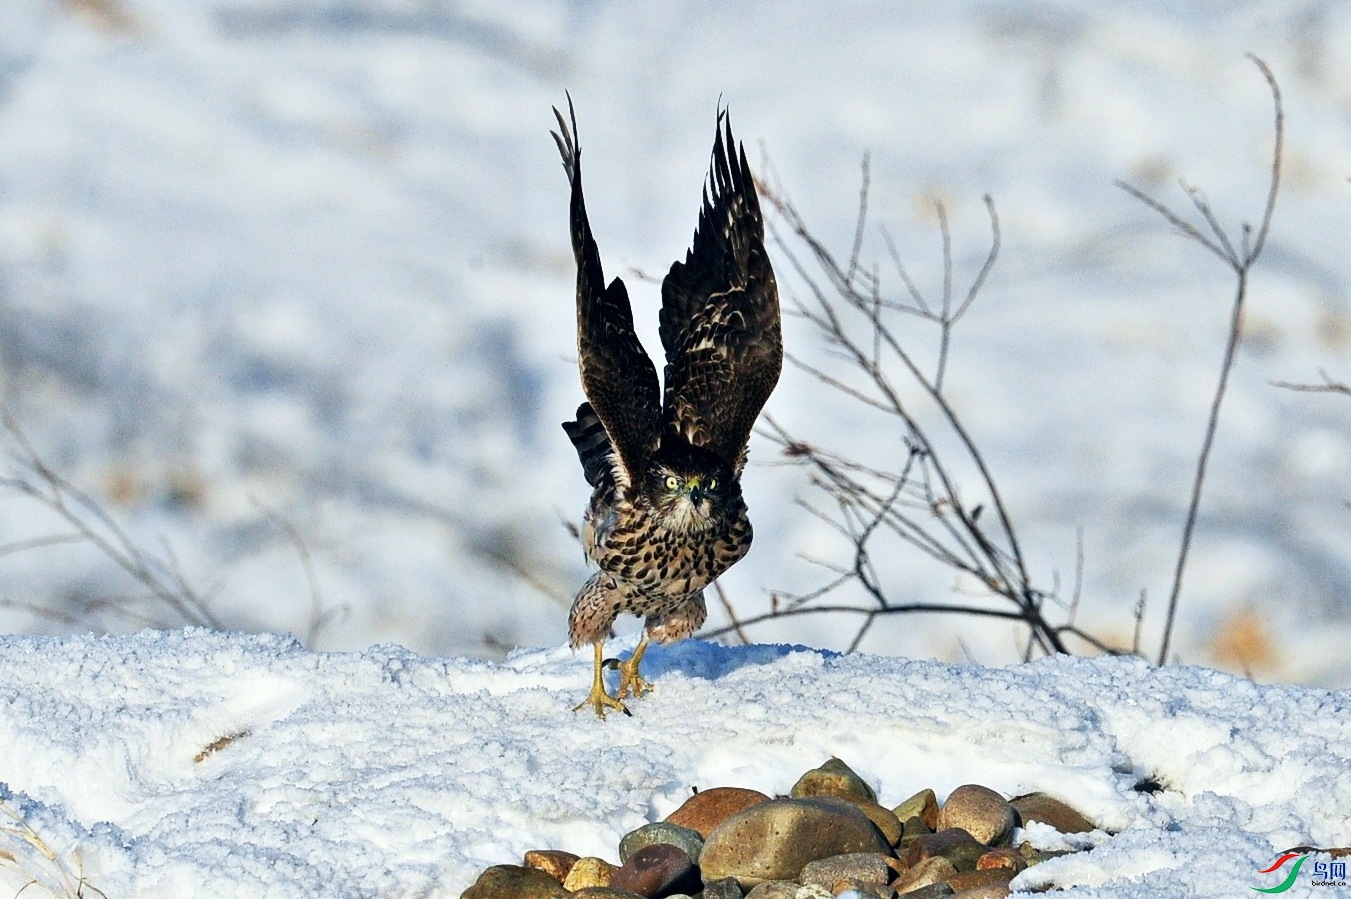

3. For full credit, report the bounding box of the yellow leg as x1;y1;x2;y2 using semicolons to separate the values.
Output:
573;641;629;719
615;632;653;701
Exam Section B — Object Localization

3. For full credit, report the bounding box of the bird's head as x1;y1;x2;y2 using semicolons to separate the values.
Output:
644;443;736;533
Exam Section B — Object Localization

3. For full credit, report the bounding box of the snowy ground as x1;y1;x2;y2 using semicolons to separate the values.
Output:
0;628;1345;897
0;4;1349;894
1;1;1350;683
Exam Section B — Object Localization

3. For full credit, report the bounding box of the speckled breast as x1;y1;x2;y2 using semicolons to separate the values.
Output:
585;497;752;600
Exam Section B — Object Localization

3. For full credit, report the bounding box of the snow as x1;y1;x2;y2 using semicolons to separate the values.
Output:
0;629;1345;897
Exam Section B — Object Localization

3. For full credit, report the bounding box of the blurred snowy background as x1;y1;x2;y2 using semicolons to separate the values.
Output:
1;0;1349;684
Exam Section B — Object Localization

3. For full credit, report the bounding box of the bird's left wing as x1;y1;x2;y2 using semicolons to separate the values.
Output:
553;97;662;491
660;111;781;473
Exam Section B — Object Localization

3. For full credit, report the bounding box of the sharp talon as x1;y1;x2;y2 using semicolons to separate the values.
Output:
572;694;629;719
602;657;621;670
614;635;654;702
576;642;629;719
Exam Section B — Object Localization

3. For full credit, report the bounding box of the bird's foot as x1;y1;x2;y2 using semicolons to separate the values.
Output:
572;670;629;719
610;654;652;701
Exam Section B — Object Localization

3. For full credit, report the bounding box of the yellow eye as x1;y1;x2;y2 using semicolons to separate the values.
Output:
707;478;718;491
664;475;680;491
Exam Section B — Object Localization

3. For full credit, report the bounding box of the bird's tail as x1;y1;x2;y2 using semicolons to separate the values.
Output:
561;402;613;489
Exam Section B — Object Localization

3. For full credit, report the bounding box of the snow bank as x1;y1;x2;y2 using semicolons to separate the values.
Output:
0;629;1343;896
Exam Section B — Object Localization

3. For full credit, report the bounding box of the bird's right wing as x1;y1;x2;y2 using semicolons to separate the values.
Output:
659;111;781;473
553;96;661;492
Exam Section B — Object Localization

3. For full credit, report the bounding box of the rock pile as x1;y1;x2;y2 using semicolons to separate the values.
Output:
461;757;1097;898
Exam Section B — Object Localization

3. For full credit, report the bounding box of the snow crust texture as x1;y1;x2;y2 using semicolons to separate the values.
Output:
0;630;1345;897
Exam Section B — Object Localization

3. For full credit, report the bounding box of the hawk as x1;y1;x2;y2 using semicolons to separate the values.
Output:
552;97;781;718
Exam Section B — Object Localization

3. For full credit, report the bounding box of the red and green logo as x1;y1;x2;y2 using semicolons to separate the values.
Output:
1254;852;1348;892
1252;853;1309;893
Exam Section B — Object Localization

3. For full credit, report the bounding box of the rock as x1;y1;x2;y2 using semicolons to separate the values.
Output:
563;856;618;891
946;868;1014;896
665;787;771;839
892;789;939;832
460;864;570;899
937;786;1015;847
842;799;904;847
571;889;647;899
892;856;957;894
1009;793;1095;835
832;882;896;899
1016;841;1073;867
895;885;954;899
700;797;893;888
701;876;746;899
744;884;831;898
975;848;1025;874
899;815;934;851
522;849;579;882
798;852;892;891
900;829;988;873
619;821;705;864
790;757;877;804
610;844;701;897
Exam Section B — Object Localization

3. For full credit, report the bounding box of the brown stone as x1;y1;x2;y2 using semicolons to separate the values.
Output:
460;864;570;899
843;799;904;846
745;883;830;898
892;855;957;893
700;797;893;888
522;849;579;882
790;757;877;804
562;856;618;891
950;878;1013;898
701;876;745;899
899;814;934;851
665;787;772;839
609;843;700;897
947;868;1015;892
570;890;647;899
833;880;896;899
900;829;988;873
892;789;939;832
619;821;704;864
1009;793;1095;835
937;786;1015;848
975;848;1025;874
897;884;954;899
1016;841;1074;867
798;851;892;890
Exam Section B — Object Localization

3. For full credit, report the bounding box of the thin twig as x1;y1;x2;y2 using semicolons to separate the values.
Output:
1;407;222;630
1272;370;1350;395
751;168;1068;656
1119;55;1283;666
709;580;749;645
254;501;350;648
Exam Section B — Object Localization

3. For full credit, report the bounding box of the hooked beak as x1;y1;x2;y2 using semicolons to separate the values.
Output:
687;477;706;505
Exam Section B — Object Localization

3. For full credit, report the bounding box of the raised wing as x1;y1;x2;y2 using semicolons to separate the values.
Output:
659;110;781;473
553;96;661;492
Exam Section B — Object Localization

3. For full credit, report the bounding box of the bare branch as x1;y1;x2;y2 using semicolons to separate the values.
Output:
750;165;1067;655
1119;55;1284;665
846;153;870;288
254;501;350;648
1272;370;1350;396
